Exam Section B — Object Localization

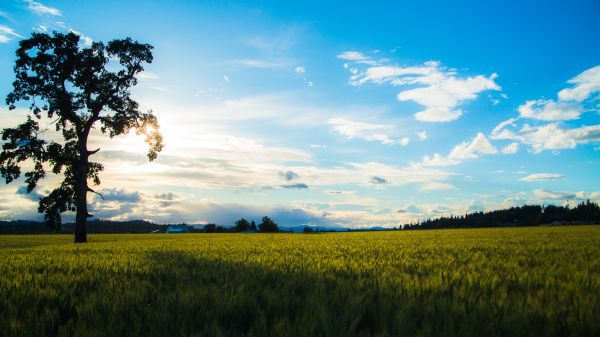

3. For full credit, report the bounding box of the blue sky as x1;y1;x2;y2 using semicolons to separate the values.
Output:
1;0;599;227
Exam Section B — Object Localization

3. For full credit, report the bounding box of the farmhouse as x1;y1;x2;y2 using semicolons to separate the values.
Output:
166;225;191;233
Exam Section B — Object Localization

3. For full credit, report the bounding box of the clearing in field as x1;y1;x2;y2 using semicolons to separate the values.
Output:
1;226;599;336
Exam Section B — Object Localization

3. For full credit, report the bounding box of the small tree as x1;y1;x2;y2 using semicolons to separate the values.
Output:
1;32;163;243
249;220;257;231
234;218;250;232
258;216;278;233
303;227;314;233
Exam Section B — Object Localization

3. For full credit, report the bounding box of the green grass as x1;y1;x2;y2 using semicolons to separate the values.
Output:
1;226;599;336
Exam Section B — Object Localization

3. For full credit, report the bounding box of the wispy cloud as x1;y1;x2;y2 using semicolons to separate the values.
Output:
448;133;497;159
25;0;62;16
295;66;305;74
501;142;519;154
517;65;600;121
420;154;460;166
69;29;92;46
0;25;23;43
520;173;565;181
370;176;388;184
33;25;48;32
419;182;457;191
278;171;299;181
328;118;407;145
136;71;159;80
342;58;500;122
281;183;308;189
224;76;229;82
532;189;600;200
416;131;427;140
491;120;600;153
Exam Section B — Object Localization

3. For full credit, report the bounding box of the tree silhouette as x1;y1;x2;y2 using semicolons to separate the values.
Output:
250;220;257;231
1;31;163;243
234;218;250;232
258;216;279;233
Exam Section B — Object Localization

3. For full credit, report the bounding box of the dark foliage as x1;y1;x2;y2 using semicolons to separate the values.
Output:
403;201;600;230
258;216;279;232
234;218;250;232
1;31;162;242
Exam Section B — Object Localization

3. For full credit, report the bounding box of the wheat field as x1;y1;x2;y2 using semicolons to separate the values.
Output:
1;226;599;336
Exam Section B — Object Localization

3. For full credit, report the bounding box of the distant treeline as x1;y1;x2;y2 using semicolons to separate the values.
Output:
0;219;178;235
403;200;600;230
2;201;599;234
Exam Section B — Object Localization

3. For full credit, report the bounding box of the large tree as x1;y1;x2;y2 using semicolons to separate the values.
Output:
1;31;163;243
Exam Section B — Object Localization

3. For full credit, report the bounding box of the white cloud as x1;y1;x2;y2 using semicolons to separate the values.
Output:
153;87;168;91
415;131;427;140
69;29;92;46
448;133;497;159
308;81;313;87
414;109;463;122
0;11;11;21
518;99;583;121
295;66;305;74
501;142;519;154
420;182;456;191
337;51;369;60
491;121;600;153
517;65;600;121
34;25;47;32
533;189;600;201
558;65;600;102
346;60;500;122
309;144;327;148
136;71;159;80
328;118;405;145
224;76;229;82
0;25;23;43
336;51;383;66
520;173;565;181
25;0;62;16
501;94;508;99
421;154;460;166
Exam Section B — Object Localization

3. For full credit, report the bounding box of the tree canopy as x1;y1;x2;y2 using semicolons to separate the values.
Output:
0;31;163;243
258;216;279;232
234;218;250;232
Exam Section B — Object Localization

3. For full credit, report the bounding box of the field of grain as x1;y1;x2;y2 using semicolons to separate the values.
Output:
1;226;599;336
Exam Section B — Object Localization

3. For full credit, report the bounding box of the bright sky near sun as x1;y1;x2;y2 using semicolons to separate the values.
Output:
1;0;599;228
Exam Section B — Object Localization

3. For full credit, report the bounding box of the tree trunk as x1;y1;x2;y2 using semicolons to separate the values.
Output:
74;136;89;243
74;165;88;243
